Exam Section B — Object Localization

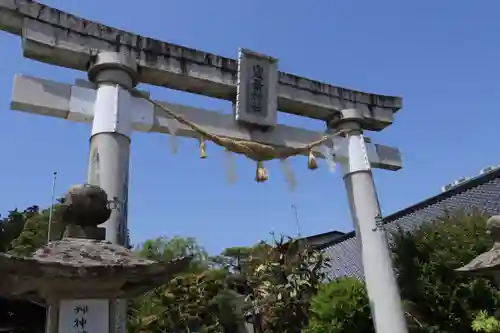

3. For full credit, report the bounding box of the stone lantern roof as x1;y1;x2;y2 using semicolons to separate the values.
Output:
0;184;191;300
456;215;500;275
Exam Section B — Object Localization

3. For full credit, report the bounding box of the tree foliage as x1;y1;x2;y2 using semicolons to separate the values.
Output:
217;236;330;333
136;236;210;272
0;206;39;253
391;210;500;333
129;235;330;333
299;210;500;333
8;205;65;256
304;277;374;333
128;237;244;333
1;203;329;333
472;311;500;333
0;205;63;333
11;203;500;333
129;270;242;333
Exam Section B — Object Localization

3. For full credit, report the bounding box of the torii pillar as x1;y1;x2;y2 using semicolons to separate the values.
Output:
86;52;135;246
328;109;407;333
86;52;137;333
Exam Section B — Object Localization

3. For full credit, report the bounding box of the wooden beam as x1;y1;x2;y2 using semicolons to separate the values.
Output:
10;74;402;171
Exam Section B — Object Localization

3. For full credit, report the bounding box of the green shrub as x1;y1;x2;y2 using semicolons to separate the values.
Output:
472;311;500;333
391;210;500;333
303;277;374;333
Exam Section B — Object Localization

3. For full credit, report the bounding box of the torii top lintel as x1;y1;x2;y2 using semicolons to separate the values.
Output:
0;0;402;131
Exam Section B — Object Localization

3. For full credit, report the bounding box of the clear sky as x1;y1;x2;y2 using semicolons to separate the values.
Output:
0;0;499;254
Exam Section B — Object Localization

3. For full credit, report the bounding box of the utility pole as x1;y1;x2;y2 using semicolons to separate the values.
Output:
47;171;57;243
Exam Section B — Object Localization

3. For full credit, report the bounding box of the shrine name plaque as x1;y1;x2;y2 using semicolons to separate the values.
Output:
58;299;109;333
235;48;278;128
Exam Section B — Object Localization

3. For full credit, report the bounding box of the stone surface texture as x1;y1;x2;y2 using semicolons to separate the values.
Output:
0;183;191;300
0;0;401;129
59;184;111;227
456;215;500;275
0;238;191;299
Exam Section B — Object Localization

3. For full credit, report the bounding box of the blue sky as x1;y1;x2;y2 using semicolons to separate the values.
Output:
0;0;499;254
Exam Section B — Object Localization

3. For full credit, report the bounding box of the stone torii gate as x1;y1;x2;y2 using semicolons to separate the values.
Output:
1;1;407;333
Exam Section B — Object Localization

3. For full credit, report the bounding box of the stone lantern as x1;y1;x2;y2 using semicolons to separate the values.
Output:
0;184;191;333
456;215;500;282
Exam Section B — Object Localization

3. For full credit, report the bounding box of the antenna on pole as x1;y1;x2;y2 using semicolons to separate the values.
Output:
47;171;58;243
291;204;301;238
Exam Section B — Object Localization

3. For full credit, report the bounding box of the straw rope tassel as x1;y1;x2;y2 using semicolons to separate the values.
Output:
255;161;268;182
132;89;333;161
132;89;349;175
307;150;318;170
199;137;207;159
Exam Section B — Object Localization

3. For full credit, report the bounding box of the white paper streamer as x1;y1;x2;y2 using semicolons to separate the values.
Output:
165;118;180;154
280;159;297;192
164;117;180;136
168;136;178;154
319;144;337;173
224;149;237;184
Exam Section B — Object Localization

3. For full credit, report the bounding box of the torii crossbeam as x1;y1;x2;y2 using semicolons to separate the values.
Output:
11;74;402;171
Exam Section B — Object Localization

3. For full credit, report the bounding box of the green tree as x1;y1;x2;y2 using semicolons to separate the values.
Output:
9;205;65;256
137;236;208;262
0;206;39;253
391;210;500;333
238;236;331;333
304;277;374;333
129;235;330;333
0;205;62;333
129;270;239;333
214;244;265;296
128;236;243;333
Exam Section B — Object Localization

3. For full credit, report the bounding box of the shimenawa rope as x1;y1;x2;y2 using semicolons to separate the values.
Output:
132;89;343;182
